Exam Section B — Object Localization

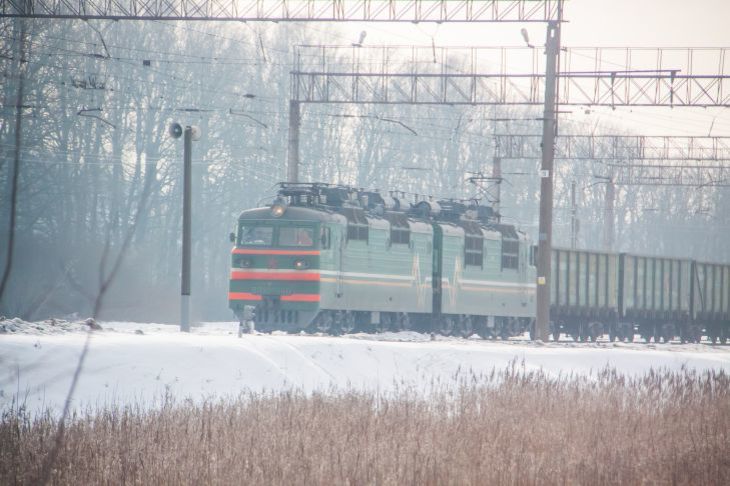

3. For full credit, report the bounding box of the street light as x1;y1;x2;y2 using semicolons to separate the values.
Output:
170;122;201;332
520;28;534;48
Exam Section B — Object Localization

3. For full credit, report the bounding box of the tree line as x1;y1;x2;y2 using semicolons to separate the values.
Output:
1;19;727;321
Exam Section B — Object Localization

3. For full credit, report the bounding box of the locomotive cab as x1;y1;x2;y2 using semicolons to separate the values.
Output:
228;203;334;332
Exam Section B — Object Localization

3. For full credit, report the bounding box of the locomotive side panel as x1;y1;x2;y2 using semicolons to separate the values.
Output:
438;226;465;315
320;217;432;316
441;229;534;319
318;220;345;307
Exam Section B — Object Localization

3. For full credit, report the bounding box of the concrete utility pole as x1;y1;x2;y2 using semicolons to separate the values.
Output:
604;175;616;251
570;180;578;250
492;156;502;219
170;123;200;332
181;127;193;332
491;115;502;220
287;100;300;183
535;19;562;342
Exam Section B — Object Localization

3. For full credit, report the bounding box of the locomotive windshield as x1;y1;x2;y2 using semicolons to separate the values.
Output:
239;225;273;246
237;223;315;248
279;227;315;247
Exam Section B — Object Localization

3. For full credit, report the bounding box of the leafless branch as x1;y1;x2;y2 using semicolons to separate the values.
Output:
38;178;155;485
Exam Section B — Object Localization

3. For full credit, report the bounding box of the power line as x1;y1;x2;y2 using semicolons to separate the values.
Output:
1;47;279;106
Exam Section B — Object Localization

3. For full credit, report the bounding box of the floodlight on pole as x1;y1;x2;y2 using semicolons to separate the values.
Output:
521;28;534;48
169;122;183;138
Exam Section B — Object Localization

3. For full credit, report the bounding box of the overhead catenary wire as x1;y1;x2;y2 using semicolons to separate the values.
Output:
8;21;724;195
8;29;724;137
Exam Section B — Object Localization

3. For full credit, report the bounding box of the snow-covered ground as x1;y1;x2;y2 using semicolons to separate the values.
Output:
2;319;729;414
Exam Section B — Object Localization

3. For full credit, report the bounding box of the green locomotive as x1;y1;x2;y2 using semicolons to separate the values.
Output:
229;183;536;337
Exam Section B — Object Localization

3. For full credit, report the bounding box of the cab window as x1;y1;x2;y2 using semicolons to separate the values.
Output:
239;225;273;246
279;227;315;247
501;238;519;269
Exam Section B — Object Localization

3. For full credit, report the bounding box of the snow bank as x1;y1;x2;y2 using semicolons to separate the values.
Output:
0;317;100;335
1;321;729;414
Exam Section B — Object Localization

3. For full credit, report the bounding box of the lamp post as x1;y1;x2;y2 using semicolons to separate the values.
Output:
170;123;201;332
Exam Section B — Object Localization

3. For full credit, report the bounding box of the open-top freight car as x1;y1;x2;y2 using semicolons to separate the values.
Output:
550;248;621;342
550;248;729;343
619;253;694;343
228;183;536;337
693;261;730;343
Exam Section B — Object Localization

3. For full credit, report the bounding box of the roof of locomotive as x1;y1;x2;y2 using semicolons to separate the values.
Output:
239;183;523;240
237;205;346;223
237;204;522;241
438;222;502;240
237;205;435;233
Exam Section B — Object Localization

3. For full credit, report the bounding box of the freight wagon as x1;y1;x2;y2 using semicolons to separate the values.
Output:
619;253;694;343
550;249;729;343
550;248;621;342
692;261;730;343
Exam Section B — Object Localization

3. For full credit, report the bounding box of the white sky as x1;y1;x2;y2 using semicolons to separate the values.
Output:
341;0;730;47
329;0;730;137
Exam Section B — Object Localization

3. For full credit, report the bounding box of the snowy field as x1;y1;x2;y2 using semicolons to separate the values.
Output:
2;318;729;414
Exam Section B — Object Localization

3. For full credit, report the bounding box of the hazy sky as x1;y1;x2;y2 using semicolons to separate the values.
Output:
563;0;730;47
329;0;730;137
337;1;730;49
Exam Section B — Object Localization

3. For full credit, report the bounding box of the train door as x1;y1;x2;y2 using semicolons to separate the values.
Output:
432;224;443;323
323;224;345;299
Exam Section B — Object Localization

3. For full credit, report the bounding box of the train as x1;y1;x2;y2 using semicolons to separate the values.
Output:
228;182;729;343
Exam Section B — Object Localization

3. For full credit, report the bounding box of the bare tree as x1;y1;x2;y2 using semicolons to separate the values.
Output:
0;19;26;303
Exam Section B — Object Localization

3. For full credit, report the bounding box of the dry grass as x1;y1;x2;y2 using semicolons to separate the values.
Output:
2;365;729;485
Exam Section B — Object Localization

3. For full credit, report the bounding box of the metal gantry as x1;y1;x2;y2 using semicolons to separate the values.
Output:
599;162;730;187
1;0;563;21
292;46;730;106
494;135;730;160
561;47;730;107
493;134;730;250
592;160;729;252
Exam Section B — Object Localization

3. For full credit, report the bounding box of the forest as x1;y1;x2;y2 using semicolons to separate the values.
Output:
1;19;728;322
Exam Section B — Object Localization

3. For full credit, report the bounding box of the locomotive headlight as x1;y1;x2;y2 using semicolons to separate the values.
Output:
271;197;287;217
271;204;285;217
237;257;252;268
294;259;308;270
